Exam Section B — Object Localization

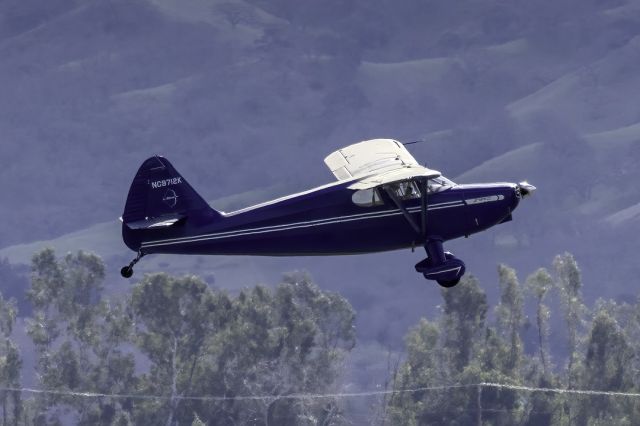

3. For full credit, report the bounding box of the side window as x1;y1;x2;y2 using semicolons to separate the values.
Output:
352;188;383;207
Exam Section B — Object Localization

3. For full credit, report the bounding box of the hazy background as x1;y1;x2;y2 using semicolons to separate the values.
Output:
1;0;640;390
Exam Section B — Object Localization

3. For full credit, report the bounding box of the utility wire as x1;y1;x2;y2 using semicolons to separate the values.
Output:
2;382;640;402
0;384;469;402
479;382;640;398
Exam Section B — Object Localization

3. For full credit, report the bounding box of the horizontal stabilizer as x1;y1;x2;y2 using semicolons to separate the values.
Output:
124;213;186;230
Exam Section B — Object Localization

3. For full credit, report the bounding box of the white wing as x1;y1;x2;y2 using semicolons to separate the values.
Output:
324;139;440;189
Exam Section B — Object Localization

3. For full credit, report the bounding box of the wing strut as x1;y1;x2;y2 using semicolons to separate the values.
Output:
383;185;421;234
417;177;428;238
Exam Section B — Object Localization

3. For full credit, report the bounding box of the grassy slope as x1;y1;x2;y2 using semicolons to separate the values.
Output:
508;36;640;134
2;0;640;331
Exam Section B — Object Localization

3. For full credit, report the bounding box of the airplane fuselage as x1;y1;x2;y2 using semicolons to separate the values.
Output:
123;180;521;257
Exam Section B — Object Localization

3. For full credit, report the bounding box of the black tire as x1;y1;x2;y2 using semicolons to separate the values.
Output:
437;278;460;288
120;266;133;278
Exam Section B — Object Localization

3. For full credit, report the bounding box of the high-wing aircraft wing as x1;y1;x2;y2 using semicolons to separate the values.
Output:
324;139;440;189
348;167;441;190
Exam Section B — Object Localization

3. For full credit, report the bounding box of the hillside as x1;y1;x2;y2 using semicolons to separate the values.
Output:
1;0;638;245
1;0;640;346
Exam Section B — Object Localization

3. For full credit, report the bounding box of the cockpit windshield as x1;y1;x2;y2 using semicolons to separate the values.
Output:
427;176;455;193
387;181;421;200
352;176;455;207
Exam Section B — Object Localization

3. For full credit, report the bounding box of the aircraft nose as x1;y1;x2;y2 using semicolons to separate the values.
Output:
516;181;536;198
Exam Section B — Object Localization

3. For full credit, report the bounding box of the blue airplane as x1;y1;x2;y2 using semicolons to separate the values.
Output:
120;139;535;286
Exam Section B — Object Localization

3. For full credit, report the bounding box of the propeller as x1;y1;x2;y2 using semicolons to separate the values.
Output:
517;181;536;198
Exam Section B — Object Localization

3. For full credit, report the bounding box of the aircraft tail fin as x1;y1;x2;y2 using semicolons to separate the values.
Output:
122;156;221;230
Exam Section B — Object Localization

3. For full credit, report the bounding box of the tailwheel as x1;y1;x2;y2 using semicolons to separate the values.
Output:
120;266;133;279
120;251;145;279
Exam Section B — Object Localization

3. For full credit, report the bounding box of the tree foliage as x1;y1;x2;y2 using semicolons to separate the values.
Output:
387;255;640;426
11;248;640;424
26;248;135;425
21;250;355;426
0;289;21;426
525;267;553;376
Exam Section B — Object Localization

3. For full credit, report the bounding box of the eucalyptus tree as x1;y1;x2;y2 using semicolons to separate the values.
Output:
128;273;232;426
440;275;488;374
388;275;489;426
386;319;444;426
129;271;355;426
525;268;553;376
495;264;524;373
523;268;561;426
207;272;356;426
553;252;586;388
26;249;135;425
454;266;527;426
0;291;21;426
576;308;634;424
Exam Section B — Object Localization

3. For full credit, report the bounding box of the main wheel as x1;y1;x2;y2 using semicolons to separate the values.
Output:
120;266;133;278
416;250;465;285
436;278;460;288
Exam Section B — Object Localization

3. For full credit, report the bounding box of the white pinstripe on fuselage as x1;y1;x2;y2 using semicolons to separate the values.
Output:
141;200;465;249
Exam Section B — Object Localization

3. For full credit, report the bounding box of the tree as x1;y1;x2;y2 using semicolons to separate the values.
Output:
521;268;563;425
553;252;586;389
128;273;232;426
27;248;106;424
458;267;526;426
576;307;634;424
387;268;570;425
441;275;488;374
27;249;105;348
387;276;489;426
495;265;524;373
79;300;137;426
129;271;355;426
461;327;524;426
0;258;29;317
26;249;136;425
0;290;21;426
525;268;553;376
387;319;444;426
207;272;355;425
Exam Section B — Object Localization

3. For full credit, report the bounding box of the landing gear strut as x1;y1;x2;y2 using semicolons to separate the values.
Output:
415;239;466;287
120;251;145;278
384;178;466;287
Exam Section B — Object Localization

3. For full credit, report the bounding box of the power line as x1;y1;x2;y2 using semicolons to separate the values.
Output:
0;384;469;402
480;382;640;398
2;382;640;402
